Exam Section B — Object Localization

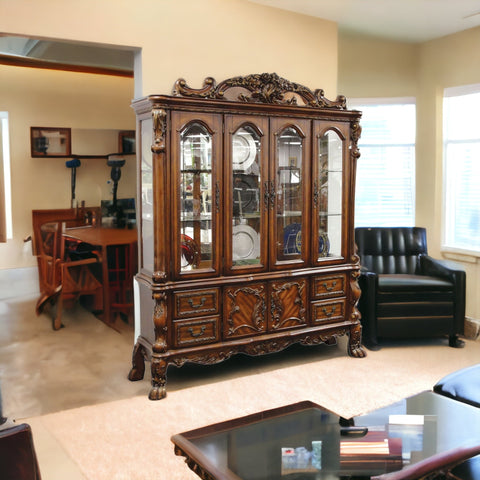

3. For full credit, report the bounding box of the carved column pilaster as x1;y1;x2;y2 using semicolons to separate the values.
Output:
150;291;168;399
348;269;366;358
151;107;168;281
152;108;167;153
152;292;168;353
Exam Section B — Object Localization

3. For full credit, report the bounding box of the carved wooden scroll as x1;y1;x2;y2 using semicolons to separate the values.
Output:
173;73;347;110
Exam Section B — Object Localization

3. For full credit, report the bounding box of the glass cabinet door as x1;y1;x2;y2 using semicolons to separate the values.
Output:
173;113;222;277
313;124;346;262
225;116;268;272
270;119;310;268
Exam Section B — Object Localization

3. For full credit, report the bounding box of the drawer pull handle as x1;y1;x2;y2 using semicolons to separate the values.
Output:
322;306;336;317
322;281;337;292
188;326;206;338
188;297;207;309
269;181;275;210
264;181;270;211
215;181;220;213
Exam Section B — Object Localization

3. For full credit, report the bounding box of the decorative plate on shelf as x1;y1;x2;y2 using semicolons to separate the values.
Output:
180;234;199;268
283;223;302;255
318;232;330;257
232;224;260;261
232;129;257;171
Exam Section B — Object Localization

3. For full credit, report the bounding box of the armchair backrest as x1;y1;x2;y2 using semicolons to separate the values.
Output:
355;227;428;275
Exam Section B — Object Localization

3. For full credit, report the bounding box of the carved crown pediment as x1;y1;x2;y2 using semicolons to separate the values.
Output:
172;73;347;110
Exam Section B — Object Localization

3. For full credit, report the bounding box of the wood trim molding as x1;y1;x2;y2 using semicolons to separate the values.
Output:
0;54;133;78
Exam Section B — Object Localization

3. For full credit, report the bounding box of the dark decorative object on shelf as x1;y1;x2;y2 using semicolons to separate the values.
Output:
106;156;126;227
65;158;81;208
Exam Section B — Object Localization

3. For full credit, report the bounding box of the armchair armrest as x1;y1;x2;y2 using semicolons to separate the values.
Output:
419;255;466;337
371;444;480;480
420;254;466;280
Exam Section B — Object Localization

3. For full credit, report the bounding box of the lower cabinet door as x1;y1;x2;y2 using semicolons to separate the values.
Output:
269;277;308;331
223;283;267;339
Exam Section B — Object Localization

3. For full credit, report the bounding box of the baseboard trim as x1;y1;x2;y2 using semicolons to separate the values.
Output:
465;316;480;340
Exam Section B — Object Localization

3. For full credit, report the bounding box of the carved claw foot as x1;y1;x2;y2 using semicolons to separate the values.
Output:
348;324;367;358
128;342;146;381
128;366;144;381
449;335;466;348
149;385;167;400
349;343;367;358
149;358;167;400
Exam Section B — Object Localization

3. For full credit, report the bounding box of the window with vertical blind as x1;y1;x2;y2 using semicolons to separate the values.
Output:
0;112;12;242
351;100;416;227
443;85;480;253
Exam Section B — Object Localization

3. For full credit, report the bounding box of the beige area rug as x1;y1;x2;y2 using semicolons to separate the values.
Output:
35;336;480;480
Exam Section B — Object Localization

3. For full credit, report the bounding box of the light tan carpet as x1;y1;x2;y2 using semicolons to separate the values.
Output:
31;336;480;480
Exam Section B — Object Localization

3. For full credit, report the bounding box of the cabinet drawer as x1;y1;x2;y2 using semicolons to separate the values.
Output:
313;274;346;298
173;288;219;318
311;299;346;325
173;317;219;347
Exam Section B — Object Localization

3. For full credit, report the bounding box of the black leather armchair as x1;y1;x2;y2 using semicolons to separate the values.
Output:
355;227;466;350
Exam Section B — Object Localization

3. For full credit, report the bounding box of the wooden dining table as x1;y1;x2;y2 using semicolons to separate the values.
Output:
63;226;138;327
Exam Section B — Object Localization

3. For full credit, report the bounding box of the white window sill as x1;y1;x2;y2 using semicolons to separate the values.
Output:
441;247;480;264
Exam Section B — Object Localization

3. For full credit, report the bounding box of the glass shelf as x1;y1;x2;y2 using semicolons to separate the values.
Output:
316;130;343;260
230;126;262;268
276;126;304;261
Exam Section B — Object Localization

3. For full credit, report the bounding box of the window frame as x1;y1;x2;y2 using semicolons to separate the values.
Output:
442;84;480;256
0;112;12;242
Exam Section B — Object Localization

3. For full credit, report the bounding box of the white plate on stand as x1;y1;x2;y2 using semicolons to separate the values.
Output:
232;129;256;171
232;224;260;261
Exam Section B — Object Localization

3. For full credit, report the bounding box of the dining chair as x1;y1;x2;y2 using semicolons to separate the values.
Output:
33;220;102;330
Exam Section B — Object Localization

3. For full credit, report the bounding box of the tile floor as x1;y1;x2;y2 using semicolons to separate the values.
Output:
0;267;343;420
0;267;150;420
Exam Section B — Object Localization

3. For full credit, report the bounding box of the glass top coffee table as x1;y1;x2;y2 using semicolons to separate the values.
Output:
172;391;480;479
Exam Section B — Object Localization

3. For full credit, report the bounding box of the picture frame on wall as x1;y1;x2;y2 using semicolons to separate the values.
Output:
31;127;72;157
118;130;136;154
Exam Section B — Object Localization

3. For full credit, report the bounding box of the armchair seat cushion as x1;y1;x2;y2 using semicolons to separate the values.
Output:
378;274;454;292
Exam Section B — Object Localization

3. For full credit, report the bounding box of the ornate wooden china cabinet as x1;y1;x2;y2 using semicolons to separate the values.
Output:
129;73;365;400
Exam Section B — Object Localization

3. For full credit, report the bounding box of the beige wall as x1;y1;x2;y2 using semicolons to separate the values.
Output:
417;27;480;321
338;27;480;320
0;0;339;99
338;33;418;100
0;0;339;271
0;66;136;269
